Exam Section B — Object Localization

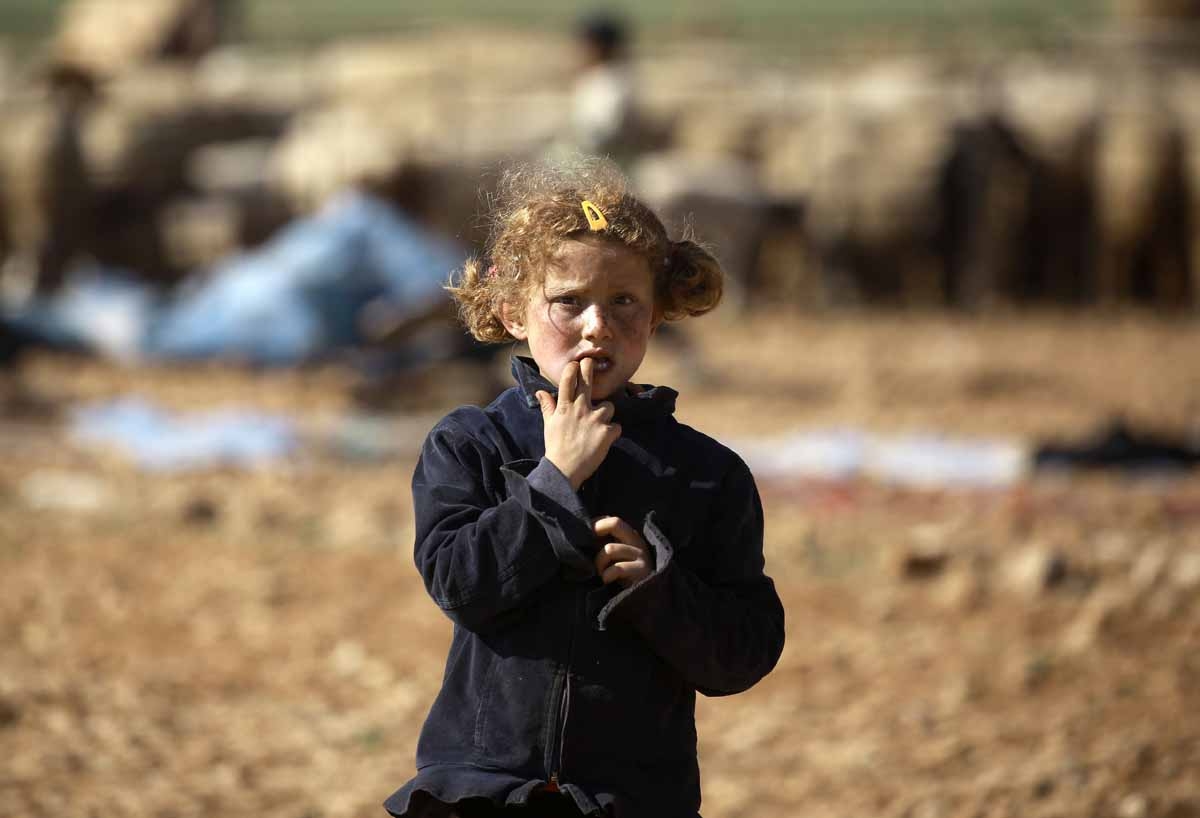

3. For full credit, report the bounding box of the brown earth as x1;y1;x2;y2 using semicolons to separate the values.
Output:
1;310;1199;818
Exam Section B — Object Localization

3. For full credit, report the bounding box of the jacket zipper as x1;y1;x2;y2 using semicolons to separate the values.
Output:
556;671;571;779
549;472;599;789
547;672;570;792
548;569;583;790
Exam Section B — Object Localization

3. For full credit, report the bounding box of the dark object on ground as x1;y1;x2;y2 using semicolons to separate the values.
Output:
1034;419;1200;473
0;321;25;368
0;318;59;368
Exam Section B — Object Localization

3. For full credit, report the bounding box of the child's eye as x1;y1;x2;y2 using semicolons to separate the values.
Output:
552;295;581;309
613;294;636;306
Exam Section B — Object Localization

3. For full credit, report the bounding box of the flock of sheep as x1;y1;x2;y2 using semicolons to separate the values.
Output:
3;0;1200;310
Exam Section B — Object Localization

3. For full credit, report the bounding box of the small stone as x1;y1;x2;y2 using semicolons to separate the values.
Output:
1169;550;1200;591
325;503;385;550
330;640;366;677
943;671;988;710
1118;794;1150;818
181;496;220;525
1004;545;1068;597
1062;587;1133;654
0;696;19;728
1164;799;1200;818
1022;652;1055;691
891;526;952;580
935;569;987;611
1132;742;1157;775
20;470;115;513
1130;544;1170;594
899;547;950;579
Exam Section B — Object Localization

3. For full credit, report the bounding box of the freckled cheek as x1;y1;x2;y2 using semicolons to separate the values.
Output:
613;305;654;336
532;307;581;345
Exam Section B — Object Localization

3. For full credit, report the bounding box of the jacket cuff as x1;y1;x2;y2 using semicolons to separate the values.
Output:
501;457;596;581
595;511;674;630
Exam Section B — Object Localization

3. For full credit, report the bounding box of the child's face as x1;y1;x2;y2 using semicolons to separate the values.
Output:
502;237;661;401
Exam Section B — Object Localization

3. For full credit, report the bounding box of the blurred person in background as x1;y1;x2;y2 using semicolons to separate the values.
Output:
570;13;639;165
25;65;97;298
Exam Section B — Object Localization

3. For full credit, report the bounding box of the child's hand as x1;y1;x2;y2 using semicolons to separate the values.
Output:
536;358;621;491
593;516;652;586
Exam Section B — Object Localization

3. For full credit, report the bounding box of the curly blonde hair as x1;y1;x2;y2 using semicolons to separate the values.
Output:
448;156;724;343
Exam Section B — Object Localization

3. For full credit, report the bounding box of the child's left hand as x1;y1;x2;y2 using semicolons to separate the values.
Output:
593;517;652;586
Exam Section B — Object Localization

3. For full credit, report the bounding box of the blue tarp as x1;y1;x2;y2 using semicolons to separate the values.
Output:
72;398;298;471
731;429;1028;488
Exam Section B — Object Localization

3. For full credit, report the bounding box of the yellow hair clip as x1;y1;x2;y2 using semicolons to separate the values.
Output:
581;200;609;231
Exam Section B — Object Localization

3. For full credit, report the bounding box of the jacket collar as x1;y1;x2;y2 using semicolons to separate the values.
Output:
511;355;677;425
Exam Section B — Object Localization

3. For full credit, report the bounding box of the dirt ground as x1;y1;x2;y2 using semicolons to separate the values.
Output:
1;310;1198;818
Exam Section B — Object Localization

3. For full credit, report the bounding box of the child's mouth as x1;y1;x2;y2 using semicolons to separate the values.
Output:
577;354;614;373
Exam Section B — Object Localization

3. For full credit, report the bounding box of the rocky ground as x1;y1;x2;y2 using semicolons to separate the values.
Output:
1;310;1198;818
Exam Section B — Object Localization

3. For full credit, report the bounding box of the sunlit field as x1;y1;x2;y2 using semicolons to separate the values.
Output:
2;0;1107;54
3;312;1200;817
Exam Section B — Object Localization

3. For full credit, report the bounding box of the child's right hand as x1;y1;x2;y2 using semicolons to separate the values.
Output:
536;358;621;491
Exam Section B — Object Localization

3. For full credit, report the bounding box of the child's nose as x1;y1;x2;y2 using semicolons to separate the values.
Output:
582;304;613;340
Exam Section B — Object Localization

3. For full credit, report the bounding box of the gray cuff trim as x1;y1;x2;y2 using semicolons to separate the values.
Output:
595;511;675;630
501;457;596;581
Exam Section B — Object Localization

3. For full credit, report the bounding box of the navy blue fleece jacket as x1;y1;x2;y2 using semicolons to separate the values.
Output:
384;357;785;818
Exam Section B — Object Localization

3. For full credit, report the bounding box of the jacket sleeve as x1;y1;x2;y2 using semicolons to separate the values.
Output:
413;417;599;632
595;458;785;696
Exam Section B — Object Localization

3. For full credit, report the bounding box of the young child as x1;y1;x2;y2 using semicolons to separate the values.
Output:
383;158;785;818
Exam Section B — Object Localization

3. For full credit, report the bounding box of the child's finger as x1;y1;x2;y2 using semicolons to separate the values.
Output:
579;357;594;403
592;516;623;539
592;400;615;423
593;515;640;545
606;542;643;561
600;559;648;586
594;547;613;575
593;541;623;574
557;361;579;406
594;542;643;574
